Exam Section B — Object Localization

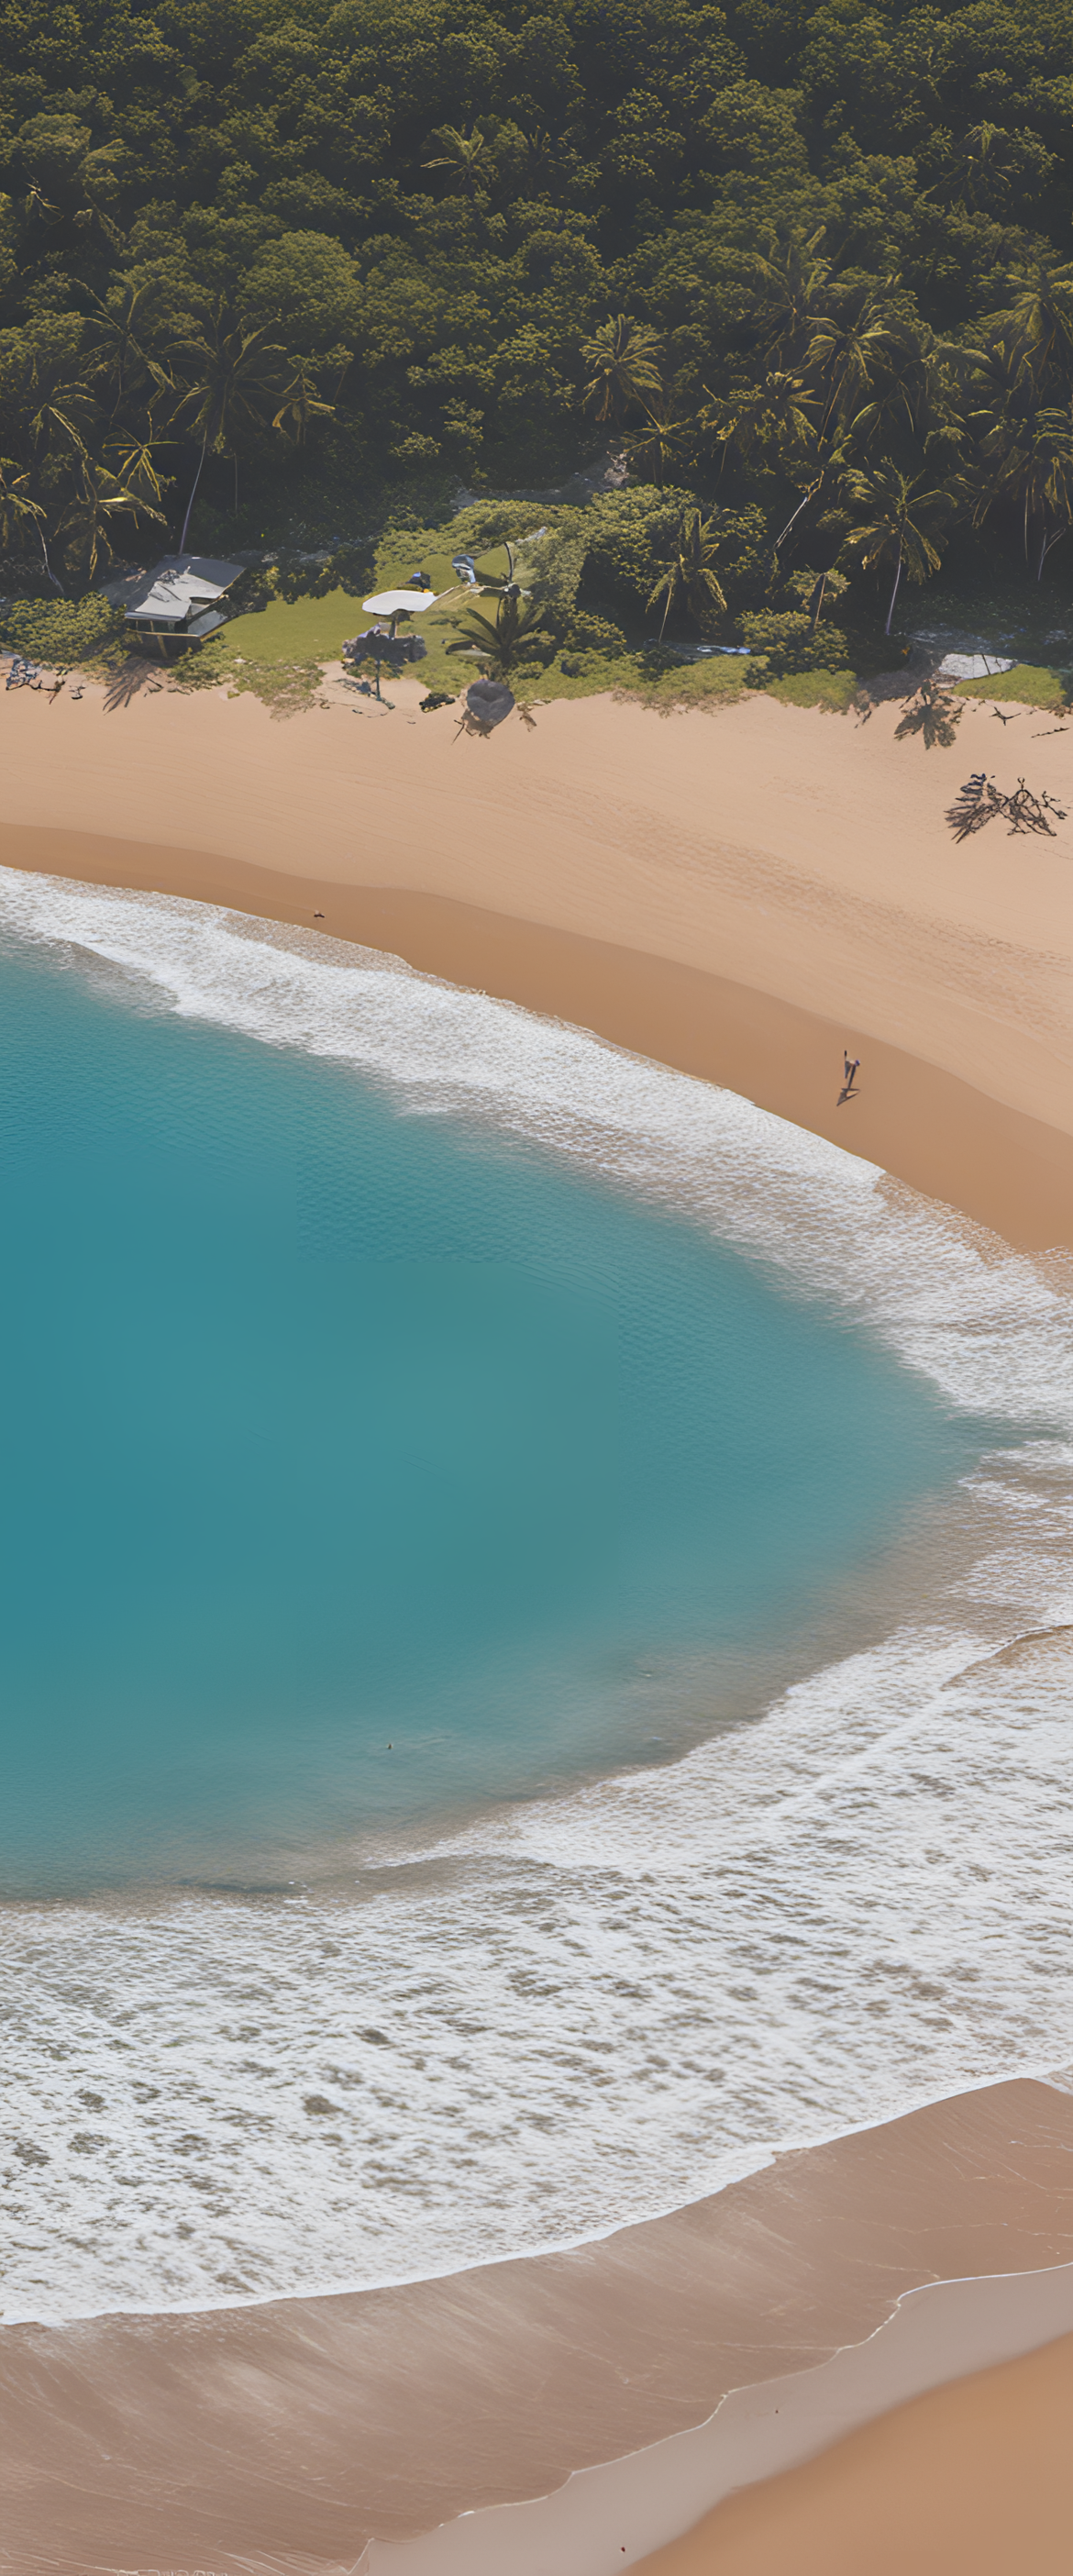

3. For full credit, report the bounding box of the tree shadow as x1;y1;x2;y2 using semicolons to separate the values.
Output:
894;683;963;749
946;772;1066;839
103;656;166;712
452;697;536;741
852;666;920;722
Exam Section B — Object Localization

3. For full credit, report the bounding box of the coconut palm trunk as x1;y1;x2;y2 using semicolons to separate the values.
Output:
179;431;209;554
38;522;63;593
885;548;902;633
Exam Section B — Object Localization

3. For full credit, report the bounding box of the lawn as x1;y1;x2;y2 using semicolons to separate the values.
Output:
952;663;1070;711
159;561;868;725
221;587;366;666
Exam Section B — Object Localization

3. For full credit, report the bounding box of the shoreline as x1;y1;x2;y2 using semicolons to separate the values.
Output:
2;683;1071;2570
5;861;1070;2362
6;2052;1071;2335
632;2312;1073;2576
2;678;1072;1248
4;2075;1073;2574
361;2267;1073;2576
5;828;1073;1249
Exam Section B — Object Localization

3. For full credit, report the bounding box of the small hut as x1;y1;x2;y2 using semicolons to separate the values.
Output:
102;555;243;648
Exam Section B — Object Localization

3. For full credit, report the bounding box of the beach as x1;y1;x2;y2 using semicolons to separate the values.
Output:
3;2077;1073;2575
1;673;1071;1248
632;2321;1073;2576
1;671;1072;2575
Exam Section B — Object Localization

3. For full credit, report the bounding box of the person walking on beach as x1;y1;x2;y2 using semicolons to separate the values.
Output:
837;1052;861;1105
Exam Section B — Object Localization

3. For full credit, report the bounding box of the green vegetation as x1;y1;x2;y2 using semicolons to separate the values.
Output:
0;590;124;664
167;579;364;710
446;586;553;682
766;666;858;712
953;661;1068;707
2;0;1072;695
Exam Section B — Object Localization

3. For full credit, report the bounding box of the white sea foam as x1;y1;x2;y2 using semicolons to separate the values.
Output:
1;863;1069;1429
1;867;1071;2323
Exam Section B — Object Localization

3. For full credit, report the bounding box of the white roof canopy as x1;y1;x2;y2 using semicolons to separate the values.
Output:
104;556;243;626
361;589;447;616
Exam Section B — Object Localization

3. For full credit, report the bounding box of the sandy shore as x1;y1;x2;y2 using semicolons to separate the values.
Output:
634;2321;1073;2576
2;675;1071;2570
2;675;1072;1245
3;2077;1072;2575
361;2266;1073;2575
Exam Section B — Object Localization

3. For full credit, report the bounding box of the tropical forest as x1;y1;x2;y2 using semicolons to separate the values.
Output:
1;0;1071;705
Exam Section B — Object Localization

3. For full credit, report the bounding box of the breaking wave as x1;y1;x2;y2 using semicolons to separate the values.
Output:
1;868;1070;2323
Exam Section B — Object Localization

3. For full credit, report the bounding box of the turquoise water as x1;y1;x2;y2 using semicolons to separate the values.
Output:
0;938;974;1894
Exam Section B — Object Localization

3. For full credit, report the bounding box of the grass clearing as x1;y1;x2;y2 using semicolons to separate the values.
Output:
766;667;857;711
166;585;365;713
953;662;1069;711
143;583;859;721
221;587;366;665
614;654;749;711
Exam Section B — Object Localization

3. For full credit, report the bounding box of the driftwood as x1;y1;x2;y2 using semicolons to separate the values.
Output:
946;772;1067;841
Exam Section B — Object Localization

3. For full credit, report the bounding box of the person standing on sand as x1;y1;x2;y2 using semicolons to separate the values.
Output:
837;1054;861;1105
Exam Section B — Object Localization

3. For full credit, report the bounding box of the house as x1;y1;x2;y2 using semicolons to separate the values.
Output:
102;555;243;644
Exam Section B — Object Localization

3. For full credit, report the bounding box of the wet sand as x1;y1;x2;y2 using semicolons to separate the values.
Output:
2;678;1072;1245
360;2265;1073;2575
3;2078;1072;2575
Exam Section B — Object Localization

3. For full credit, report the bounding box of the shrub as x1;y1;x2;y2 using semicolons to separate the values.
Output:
740;609;850;678
581;485;698;617
0;594;125;667
566;610;628;655
711;507;771;610
271;546;371;604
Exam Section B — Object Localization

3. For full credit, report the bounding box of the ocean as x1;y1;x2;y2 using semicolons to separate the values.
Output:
2;869;1071;2324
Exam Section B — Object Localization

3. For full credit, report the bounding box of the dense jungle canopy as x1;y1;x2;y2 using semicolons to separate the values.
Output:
1;0;1072;664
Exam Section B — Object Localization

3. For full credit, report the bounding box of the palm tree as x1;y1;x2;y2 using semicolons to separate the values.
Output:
769;421;853;562
103;433;171;509
707;369;816;470
957;122;1014;216
446;590;549;682
162;304;289;546
846;336;957;467
785;563;850;633
647;510;727;639
581;316;664;426
83;282;163;419
979;404;1073;577
272;356;341;447
517;128;562;196
422;125;493;197
60;458;164;583
623;378;698;483
986;260;1073;386
840;461;954;633
804;291;912;437
11;352;103;590
747;228;835;366
0;455;62;590
25;355;96;477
